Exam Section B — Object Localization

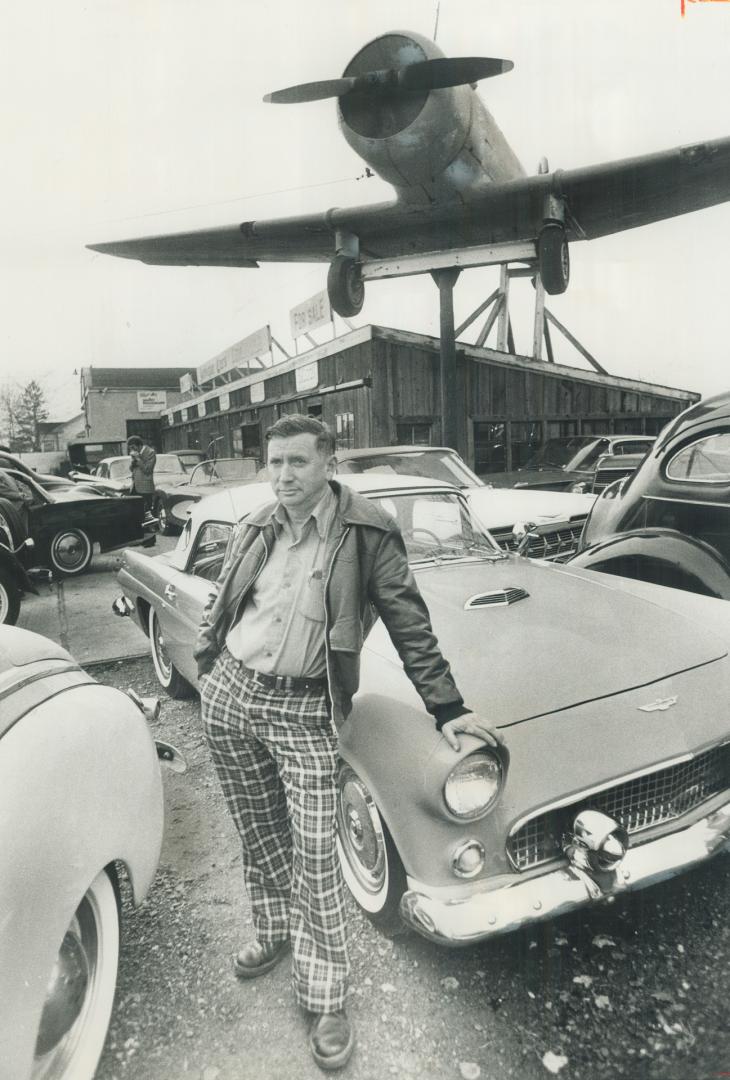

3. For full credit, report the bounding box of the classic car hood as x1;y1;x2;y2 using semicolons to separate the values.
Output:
479;468;580;490
364;556;727;726
466;487;595;529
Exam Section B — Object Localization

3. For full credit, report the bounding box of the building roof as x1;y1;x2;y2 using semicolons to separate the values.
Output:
82;366;193;390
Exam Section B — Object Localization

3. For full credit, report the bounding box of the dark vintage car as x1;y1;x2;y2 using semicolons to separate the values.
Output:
156;456;261;534
0;539;40;625
0;625;184;1080
0;467;155;577
0;451;114;499
113;475;730;946
480;434;656;492
333;445;596;560
571;392;730;598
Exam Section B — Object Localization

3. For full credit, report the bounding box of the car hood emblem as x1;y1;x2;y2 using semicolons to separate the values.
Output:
638;695;678;712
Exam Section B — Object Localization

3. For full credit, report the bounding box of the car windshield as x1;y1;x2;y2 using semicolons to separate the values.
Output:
155;454;188;475
189;458;259;484
522;437;603;471
109;459;132;479
337;450;481;489
367;490;501;563
175;452;204;468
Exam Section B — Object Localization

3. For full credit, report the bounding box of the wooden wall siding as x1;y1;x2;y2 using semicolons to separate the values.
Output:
388;342;437;417
162;332;697;455
369;339;394;445
507;369;526;417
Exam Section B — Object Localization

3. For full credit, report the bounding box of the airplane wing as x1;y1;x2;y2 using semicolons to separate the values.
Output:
87;136;730;267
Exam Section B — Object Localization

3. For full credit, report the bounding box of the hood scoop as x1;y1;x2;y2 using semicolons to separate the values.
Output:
464;586;529;609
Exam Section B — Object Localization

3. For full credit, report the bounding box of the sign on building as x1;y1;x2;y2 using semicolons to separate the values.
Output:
219;392;230;411
197;326;271;385
137;390;167;413
295;361;319;392
250;382;265;404
290;289;332;339
180;373;194;394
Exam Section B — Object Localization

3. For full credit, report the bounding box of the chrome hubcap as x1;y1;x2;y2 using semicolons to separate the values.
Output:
154;619;172;679
35;924;89;1056
54;533;86;570
338;777;386;895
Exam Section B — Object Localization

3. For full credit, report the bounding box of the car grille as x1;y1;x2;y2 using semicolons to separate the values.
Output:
490;520;586;561
591;466;636;493
508;743;730;871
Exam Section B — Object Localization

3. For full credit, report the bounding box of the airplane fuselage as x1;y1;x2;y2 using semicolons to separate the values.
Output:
337;30;525;205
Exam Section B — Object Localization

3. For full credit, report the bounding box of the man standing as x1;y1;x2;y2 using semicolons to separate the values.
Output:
195;415;498;1071
126;435;156;514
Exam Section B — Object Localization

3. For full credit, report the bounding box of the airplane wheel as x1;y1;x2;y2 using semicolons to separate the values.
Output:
538;223;570;295
327;255;365;317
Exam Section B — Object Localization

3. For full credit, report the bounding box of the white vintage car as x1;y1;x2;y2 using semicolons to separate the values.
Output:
114;475;730;946
335;445;596;559
0;626;182;1080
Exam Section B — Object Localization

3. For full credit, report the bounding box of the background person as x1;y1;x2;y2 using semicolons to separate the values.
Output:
194;414;500;1072
126;435;156;514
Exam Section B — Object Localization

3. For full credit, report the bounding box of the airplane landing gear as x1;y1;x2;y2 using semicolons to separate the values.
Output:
538;222;570;295
327;254;365;317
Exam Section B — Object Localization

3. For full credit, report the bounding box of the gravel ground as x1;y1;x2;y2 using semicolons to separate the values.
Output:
93;656;730;1080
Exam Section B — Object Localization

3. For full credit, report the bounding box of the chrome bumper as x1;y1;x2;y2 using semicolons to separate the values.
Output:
400;800;730;945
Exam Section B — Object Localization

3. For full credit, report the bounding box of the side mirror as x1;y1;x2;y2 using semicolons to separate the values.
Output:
112;595;135;617
126;687;160;723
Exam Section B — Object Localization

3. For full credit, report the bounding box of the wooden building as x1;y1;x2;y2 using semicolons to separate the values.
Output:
161;325;699;475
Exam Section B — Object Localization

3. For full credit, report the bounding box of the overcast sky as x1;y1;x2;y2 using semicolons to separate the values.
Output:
2;0;730;420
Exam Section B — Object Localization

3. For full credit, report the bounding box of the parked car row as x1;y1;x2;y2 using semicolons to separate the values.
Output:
5;392;730;1078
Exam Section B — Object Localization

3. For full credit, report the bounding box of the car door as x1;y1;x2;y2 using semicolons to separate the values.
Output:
161;521;232;680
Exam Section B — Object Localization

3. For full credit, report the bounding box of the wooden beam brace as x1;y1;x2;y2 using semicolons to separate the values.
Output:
475;293;504;348
544;309;608;374
455;288;501;337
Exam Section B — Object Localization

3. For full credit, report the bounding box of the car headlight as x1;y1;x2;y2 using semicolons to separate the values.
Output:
443;751;502;819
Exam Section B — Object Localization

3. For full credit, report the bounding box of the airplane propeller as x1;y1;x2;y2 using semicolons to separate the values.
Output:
264;57;513;104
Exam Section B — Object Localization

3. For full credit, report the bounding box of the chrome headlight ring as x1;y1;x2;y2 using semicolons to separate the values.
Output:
443;750;503;820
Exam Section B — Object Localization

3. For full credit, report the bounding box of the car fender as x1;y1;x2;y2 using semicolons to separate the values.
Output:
569;527;730;599
342;647;507;884
0;682;163;1078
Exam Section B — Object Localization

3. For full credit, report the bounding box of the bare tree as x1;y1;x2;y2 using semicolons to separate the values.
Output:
0;386;20;448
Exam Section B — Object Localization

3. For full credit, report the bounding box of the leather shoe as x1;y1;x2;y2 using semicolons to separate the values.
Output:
308;1009;355;1071
232;939;288;980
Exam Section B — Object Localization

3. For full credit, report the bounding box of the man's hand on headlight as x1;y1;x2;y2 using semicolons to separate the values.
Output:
441;714;501;753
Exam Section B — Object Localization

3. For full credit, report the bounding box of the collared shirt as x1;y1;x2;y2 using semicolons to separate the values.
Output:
225;486;337;677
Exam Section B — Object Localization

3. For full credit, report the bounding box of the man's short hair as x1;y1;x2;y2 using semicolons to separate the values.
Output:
265;414;336;456
127;436;143;448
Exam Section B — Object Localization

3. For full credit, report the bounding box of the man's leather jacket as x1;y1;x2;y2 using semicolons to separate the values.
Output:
193;480;466;729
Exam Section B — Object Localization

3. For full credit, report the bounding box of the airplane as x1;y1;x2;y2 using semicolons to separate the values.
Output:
88;29;730;319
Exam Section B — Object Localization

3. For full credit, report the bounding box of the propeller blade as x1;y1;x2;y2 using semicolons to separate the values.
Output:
397;57;514;91
264;78;356;104
264;56;514;105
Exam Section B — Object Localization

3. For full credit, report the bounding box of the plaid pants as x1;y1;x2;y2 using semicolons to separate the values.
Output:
200;648;349;1013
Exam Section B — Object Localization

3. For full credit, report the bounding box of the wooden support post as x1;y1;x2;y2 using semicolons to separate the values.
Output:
497;265;510;352
532;274;546;360
432;268;461;450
